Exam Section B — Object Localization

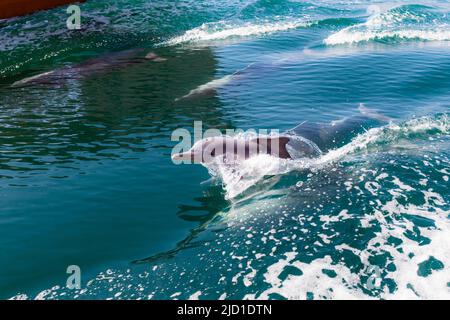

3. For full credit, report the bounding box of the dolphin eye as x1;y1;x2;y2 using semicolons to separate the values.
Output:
210;149;216;156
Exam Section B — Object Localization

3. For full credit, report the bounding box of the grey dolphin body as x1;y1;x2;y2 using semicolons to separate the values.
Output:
286;104;391;152
172;135;297;163
172;105;391;164
12;49;165;87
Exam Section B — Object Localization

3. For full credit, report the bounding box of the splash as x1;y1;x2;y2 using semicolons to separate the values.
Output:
205;114;449;199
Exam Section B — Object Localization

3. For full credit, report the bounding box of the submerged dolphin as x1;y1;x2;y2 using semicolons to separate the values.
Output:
175;63;265;101
172;104;391;164
175;74;236;101
12;49;166;87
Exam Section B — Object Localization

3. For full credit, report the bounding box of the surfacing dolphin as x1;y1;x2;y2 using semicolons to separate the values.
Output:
172;134;320;163
12;49;166;87
172;104;391;164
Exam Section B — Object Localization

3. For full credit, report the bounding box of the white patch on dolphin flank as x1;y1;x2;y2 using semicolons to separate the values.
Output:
12;70;55;87
176;74;235;101
358;103;392;122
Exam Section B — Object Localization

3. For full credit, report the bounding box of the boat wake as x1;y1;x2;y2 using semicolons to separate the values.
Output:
325;4;450;45
161;18;312;46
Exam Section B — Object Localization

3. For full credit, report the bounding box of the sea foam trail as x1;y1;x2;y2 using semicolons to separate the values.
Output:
324;4;450;45
206;114;449;199
161;18;310;46
325;28;450;45
247;202;450;299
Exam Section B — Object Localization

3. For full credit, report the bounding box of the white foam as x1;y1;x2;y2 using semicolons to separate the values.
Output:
324;5;450;45
188;291;202;300
252;254;368;299
162;19;310;46
244;171;450;300
325;29;450;45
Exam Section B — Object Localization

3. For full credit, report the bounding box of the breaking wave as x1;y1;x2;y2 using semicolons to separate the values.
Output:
325;4;450;45
162;18;311;46
325;29;450;45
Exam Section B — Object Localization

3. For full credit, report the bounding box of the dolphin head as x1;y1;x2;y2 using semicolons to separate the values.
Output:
171;136;231;164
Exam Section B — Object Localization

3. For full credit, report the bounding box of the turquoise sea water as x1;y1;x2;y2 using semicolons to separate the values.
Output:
0;0;449;299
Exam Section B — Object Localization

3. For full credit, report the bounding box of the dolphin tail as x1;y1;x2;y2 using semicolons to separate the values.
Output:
358;103;392;123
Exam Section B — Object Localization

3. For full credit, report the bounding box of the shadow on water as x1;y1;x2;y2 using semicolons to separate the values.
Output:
132;183;230;265
176;184;229;223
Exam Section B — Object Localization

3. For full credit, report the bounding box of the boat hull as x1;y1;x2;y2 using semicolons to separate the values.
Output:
0;0;85;19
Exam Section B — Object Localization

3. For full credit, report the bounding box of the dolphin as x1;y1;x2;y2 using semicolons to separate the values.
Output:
172;105;391;164
175;63;262;101
11;49;166;87
175;74;235;101
171;133;323;164
173;135;292;163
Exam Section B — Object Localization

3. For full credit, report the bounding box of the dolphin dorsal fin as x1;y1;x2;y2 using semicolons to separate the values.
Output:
284;120;307;135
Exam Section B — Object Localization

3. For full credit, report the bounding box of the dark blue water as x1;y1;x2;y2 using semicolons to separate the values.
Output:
0;0;449;299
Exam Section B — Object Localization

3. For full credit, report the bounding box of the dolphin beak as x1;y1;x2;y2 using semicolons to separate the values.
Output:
171;151;193;161
171;153;183;161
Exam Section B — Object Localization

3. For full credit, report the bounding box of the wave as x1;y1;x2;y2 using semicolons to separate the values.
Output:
205;114;449;199
161;18;311;46
324;4;450;45
325;29;450;45
161;4;450;47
